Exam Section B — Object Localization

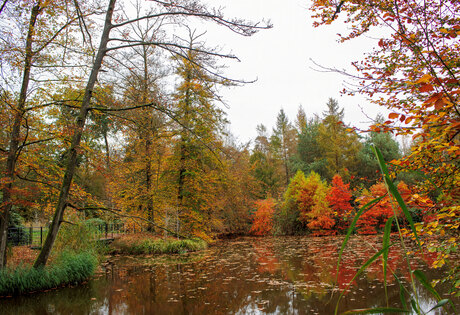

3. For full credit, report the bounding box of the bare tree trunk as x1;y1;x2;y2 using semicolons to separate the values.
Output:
33;0;116;268
0;1;41;268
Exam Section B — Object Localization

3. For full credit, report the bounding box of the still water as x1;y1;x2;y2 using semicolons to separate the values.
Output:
1;236;458;314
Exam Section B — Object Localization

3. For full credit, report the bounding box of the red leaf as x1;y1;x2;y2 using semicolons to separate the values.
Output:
419;84;434;93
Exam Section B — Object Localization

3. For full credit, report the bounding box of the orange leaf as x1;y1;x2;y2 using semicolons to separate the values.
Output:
415;74;432;84
388;113;399;119
434;98;445;110
419;84;434;93
423;93;441;105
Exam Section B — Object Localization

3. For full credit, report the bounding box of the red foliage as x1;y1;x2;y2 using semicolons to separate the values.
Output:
356;181;434;234
307;215;336;236
327;174;353;231
356;183;393;234
250;198;276;236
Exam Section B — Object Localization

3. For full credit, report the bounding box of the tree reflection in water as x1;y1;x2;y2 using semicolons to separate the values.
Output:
0;236;458;314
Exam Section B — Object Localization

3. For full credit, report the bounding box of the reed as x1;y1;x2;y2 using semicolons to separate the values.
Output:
0;251;98;296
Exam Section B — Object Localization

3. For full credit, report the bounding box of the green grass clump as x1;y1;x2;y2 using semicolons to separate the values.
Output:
0;251;98;296
113;236;207;255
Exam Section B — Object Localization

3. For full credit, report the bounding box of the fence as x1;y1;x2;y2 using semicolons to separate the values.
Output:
7;226;48;248
7;223;137;248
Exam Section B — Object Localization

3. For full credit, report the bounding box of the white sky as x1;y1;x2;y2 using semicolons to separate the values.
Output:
198;0;389;143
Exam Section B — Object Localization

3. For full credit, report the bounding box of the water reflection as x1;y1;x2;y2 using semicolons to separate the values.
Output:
1;236;458;314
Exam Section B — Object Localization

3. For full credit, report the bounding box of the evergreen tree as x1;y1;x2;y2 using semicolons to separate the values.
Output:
317;98;362;181
290;117;328;179
357;115;401;186
271;109;297;186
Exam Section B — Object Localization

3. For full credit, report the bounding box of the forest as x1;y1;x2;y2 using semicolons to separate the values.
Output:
0;0;458;312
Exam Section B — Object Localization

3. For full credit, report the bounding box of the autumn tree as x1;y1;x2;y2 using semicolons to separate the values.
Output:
0;0;93;267
295;105;307;134
250;124;282;199
317;98;361;181
215;142;258;235
167;32;231;239
356;183;393;235
250;198;276;236
276;170;306;234
327;174;353;232
310;0;459;271
297;171;334;235
33;0;270;267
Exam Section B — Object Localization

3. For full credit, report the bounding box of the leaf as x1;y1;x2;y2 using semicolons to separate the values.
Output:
388;113;399;119
413;270;441;300
335;196;384;285
372;146;421;249
434;98;445;110
384;175;421;249
341;307;409;314
419;84;434;92
415;74;432;84
382;216;394;303
427;299;450;313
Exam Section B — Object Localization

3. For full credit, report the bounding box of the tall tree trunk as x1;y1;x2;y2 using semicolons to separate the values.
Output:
142;47;155;233
103;131;110;170
33;0;116;268
0;1;41;268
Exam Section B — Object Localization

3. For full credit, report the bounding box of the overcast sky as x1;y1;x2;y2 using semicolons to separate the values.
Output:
196;0;389;143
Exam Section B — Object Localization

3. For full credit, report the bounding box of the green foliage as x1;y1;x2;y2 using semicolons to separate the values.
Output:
0;251;97;296
318;98;362;181
357;117;401;186
274;170;305;235
52;217;102;259
270;109;297;186
112;237;207;255
290;118;328;179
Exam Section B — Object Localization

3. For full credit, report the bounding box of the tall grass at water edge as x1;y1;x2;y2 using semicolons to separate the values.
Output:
334;146;457;314
0;251;98;296
112;237;208;255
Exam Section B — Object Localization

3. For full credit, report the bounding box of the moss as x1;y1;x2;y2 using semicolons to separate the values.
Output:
0;251;98;296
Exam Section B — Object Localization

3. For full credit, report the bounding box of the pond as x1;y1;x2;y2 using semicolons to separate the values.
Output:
1;236;458;314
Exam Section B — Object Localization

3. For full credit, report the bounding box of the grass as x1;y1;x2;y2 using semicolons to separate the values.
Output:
0;251;98;297
110;233;208;255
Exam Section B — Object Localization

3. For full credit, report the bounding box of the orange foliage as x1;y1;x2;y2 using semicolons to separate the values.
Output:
357;181;434;234
250;198;276;236
356;183;393;234
327;174;353;231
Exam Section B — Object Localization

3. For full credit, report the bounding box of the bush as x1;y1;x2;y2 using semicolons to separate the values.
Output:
0;251;98;296
51;217;102;260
